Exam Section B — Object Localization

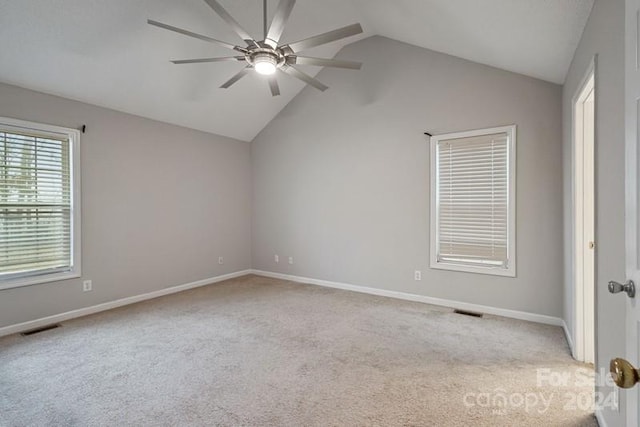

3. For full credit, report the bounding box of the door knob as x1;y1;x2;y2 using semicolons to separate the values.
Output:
608;280;635;298
610;358;640;388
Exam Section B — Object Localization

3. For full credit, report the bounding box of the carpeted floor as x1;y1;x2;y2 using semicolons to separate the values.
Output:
0;275;596;426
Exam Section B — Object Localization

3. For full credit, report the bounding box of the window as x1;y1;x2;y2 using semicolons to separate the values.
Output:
430;125;516;277
0;117;81;290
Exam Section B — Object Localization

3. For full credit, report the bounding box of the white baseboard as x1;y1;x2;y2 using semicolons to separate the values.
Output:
0;270;252;338
252;270;564;326
595;409;608;427
2;269;568;339
562;319;576;358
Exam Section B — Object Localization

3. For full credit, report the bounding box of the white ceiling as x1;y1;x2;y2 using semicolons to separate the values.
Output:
0;0;593;142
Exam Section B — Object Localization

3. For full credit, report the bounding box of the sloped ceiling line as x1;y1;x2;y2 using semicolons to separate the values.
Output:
0;0;594;141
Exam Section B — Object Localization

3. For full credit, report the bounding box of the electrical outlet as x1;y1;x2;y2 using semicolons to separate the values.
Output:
218;256;224;265
288;257;294;265
274;254;279;263
83;280;92;292
414;270;422;281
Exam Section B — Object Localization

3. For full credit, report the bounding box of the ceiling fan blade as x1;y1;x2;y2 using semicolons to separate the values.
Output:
286;23;363;53
203;0;257;46
280;65;328;92
265;0;296;48
293;56;362;70
220;66;252;89
147;19;245;53
268;76;281;97
171;56;245;64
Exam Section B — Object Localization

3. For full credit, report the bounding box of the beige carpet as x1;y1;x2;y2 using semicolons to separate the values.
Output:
0;275;596;426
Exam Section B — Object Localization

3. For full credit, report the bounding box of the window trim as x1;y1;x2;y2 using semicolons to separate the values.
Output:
429;125;516;277
0;116;81;290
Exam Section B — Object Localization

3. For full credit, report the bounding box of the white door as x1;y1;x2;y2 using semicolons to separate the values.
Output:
616;0;640;424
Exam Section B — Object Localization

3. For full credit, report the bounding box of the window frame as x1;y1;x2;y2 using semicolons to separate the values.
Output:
429;125;516;277
0;116;81;290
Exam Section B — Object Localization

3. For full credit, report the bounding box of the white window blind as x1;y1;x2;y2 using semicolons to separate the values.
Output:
0;125;75;283
430;126;515;276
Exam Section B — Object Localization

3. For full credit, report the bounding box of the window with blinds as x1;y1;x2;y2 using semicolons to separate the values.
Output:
430;125;516;277
0;118;80;289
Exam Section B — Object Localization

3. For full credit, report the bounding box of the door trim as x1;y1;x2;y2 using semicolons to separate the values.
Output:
571;55;597;363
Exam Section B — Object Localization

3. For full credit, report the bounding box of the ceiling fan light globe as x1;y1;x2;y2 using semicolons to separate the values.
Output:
253;52;278;75
255;61;277;75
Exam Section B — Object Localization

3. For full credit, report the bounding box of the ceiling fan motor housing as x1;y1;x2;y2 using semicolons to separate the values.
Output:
247;46;286;71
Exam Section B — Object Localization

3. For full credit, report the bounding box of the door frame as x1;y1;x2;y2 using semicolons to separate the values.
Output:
624;0;640;423
571;56;597;364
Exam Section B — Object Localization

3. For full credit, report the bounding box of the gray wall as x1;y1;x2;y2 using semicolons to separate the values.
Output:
0;83;252;328
252;36;564;317
562;0;626;425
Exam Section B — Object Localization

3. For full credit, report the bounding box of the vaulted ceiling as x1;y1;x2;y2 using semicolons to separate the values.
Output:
0;0;594;141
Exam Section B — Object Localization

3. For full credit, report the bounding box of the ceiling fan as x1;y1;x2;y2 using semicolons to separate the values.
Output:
148;0;364;96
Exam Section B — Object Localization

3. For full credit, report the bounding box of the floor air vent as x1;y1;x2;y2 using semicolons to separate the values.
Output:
21;324;61;336
453;309;484;318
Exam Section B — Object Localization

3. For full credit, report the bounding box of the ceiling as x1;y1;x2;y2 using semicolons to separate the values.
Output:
0;0;594;142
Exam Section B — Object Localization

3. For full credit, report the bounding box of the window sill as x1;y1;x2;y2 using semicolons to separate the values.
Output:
0;270;81;291
430;261;516;277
